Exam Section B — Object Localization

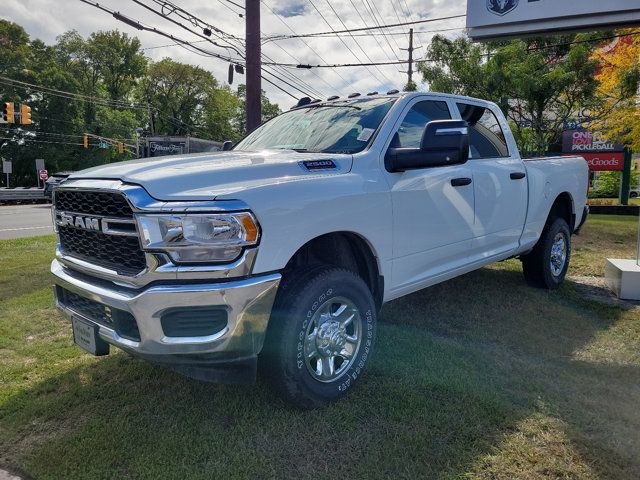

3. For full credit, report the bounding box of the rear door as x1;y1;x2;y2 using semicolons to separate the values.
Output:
384;96;476;296
454;101;527;259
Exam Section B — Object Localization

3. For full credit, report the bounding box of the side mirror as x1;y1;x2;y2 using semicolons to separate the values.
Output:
222;141;233;151
385;120;469;172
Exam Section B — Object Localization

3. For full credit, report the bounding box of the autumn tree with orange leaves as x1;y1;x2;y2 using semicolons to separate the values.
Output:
592;30;640;151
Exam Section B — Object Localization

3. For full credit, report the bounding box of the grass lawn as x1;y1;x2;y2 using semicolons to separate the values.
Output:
1;216;640;479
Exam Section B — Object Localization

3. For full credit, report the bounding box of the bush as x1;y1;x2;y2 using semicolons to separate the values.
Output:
591;170;639;198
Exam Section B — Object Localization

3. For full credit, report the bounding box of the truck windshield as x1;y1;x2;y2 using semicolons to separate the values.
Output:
234;97;397;154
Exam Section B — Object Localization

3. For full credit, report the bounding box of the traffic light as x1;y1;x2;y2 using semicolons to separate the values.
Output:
19;104;31;125
2;102;15;123
118;142;124;154
83;134;88;149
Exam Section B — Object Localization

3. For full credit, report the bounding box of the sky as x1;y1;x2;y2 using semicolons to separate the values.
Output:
2;0;467;108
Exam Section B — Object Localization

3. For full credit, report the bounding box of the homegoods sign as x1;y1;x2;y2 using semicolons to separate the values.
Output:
562;130;624;171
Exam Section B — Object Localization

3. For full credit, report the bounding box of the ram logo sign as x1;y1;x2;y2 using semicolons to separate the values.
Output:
487;0;518;16
56;212;101;231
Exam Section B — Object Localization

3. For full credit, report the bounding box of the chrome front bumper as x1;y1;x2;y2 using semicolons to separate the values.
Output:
52;259;281;360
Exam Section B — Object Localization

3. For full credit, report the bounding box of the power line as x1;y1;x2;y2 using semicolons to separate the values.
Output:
306;0;388;85
78;0;301;100
0;76;150;110
268;13;466;40
527;31;640;52
260;0;346;88
362;0;402;60
345;0;399;69
261;25;465;42
148;0;241;48
132;0;317;97
78;0;242;63
321;0;394;83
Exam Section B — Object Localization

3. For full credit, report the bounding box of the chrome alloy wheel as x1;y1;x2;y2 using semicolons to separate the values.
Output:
550;232;567;277
304;296;362;383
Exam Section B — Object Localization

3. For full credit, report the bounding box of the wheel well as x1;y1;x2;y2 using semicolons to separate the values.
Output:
548;192;575;231
283;232;383;310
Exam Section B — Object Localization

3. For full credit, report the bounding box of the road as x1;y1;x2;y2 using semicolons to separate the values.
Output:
0;204;54;240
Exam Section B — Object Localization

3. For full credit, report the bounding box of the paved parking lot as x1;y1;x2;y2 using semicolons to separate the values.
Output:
0;204;54;239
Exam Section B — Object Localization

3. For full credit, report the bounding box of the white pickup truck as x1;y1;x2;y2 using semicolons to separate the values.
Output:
51;91;588;408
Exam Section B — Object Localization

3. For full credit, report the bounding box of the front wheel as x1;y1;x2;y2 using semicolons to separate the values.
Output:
263;267;377;409
521;217;571;289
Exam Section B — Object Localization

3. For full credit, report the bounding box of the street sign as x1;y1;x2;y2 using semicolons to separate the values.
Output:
35;158;45;170
467;0;640;41
2;159;11;188
39;169;48;180
98;142;109;149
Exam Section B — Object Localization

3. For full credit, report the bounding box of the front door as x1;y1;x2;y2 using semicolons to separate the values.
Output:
384;97;476;297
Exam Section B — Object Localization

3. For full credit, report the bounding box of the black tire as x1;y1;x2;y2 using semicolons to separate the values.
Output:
631;192;638;198
263;266;377;409
521;217;571;289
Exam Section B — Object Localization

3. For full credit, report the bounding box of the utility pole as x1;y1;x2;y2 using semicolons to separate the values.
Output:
400;28;419;91
245;0;261;133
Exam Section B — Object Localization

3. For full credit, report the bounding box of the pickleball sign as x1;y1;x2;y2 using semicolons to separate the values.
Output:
562;130;625;171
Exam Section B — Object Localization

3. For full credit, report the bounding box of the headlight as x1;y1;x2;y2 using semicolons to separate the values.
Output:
137;212;259;263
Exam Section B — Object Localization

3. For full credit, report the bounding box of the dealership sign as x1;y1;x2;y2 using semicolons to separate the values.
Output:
467;0;640;41
148;140;186;157
562;130;624;171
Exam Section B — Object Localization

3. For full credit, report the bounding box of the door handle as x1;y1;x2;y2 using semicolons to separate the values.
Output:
451;177;472;187
510;172;526;180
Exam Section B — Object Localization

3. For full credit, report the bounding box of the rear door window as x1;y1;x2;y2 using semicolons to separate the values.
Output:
456;103;509;159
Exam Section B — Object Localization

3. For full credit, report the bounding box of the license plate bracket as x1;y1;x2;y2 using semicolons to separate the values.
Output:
72;316;109;356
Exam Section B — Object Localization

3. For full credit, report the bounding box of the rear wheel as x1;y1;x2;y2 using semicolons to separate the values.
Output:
521;217;571;289
263;266;377;409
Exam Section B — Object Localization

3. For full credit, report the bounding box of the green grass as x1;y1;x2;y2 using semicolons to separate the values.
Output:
1;218;640;479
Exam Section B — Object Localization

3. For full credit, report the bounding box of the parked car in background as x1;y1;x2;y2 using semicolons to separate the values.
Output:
50;92;589;408
629;188;639;198
44;172;73;201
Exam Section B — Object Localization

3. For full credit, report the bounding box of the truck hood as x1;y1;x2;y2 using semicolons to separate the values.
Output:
70;150;352;200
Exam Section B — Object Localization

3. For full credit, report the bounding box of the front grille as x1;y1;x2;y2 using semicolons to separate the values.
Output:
58;227;146;275
54;189;147;276
55;190;133;218
57;287;141;341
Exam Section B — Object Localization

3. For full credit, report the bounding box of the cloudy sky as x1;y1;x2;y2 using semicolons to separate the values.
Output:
3;0;467;108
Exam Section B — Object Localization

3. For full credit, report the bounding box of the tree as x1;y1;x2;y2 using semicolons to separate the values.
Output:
138;58;206;136
86;31;146;102
591;29;640;151
404;80;417;92
419;36;490;99
0;19;31;80
235;84;281;135
0;20;282;186
419;34;600;154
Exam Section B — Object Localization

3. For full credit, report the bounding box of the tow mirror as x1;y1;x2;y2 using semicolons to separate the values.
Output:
385;120;469;172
